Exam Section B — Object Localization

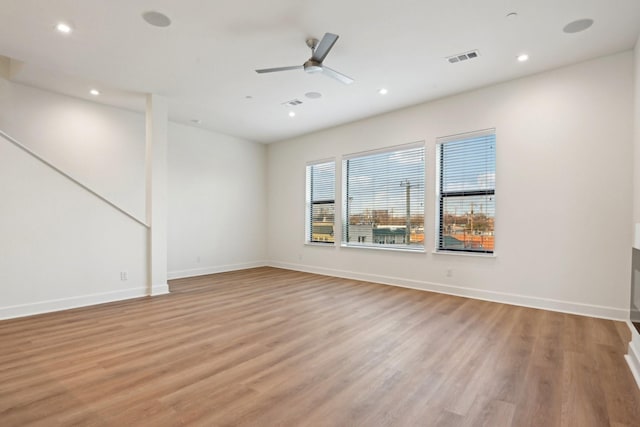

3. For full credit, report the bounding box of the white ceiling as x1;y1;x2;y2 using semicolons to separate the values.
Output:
1;0;639;143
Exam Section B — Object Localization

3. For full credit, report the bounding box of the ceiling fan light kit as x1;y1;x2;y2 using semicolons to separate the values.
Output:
303;60;323;74
256;32;354;84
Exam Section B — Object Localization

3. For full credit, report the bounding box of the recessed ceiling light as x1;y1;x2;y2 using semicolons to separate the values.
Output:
142;11;172;28
517;54;529;62
305;92;322;99
190;119;202;124
245;95;253;99
56;22;72;34
288;111;296;118
563;18;594;34
506;12;518;19
89;89;100;96
378;88;388;95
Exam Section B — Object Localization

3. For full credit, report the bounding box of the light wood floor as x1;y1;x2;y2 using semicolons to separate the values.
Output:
1;267;639;426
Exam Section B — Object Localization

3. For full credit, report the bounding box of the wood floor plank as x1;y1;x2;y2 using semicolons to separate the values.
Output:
0;267;639;426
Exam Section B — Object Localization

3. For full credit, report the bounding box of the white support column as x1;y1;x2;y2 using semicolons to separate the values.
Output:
146;94;170;295
626;324;640;389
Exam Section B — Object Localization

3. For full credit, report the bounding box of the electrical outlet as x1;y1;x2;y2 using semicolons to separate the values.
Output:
196;256;201;263
446;269;453;277
120;271;128;281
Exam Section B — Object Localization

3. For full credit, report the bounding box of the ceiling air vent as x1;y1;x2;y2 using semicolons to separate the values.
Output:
447;50;479;64
282;99;303;107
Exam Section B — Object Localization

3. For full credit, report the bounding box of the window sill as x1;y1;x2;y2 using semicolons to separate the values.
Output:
341;244;426;254
305;242;336;248
432;250;496;258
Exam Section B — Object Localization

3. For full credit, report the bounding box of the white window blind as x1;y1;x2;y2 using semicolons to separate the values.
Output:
306;161;335;243
437;130;495;253
343;144;425;249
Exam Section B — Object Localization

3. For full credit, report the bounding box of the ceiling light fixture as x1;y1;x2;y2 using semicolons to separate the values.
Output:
517;54;529;62
378;88;388;95
506;12;518;19
56;22;72;34
142;11;172;28
191;119;202;124
288;111;296;117
89;89;100;96
563;19;594;34
305;92;322;99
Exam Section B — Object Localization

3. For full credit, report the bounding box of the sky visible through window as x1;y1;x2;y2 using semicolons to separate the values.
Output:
440;134;495;214
310;162;334;201
346;147;425;218
441;135;495;191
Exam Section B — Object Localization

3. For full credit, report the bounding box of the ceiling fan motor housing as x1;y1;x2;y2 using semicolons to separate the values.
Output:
303;60;323;73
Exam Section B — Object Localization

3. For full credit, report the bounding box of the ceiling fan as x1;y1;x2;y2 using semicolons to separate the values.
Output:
255;33;354;85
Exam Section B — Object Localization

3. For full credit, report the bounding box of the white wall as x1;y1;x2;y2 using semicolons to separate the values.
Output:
635;38;640;246
634;38;640;311
0;134;148;319
0;78;150;318
167;123;267;278
0;79;146;220
267;51;634;320
627;36;640;388
0;77;269;317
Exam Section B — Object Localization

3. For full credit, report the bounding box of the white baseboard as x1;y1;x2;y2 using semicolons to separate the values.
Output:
0;287;154;320
626;322;640;389
152;283;170;296
2;261;628;323
167;261;268;280
0;262;266;320
268;261;629;321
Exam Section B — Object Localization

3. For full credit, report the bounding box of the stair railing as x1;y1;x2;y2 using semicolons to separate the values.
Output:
0;129;149;228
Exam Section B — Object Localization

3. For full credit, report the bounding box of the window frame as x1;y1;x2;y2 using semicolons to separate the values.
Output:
436;129;496;255
305;159;336;245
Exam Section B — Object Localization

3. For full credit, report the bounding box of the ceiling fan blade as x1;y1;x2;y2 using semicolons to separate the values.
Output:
311;33;339;63
321;66;354;85
255;65;303;74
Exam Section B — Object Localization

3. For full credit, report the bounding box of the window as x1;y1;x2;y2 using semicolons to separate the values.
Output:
437;129;495;253
343;143;425;250
306;161;335;243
